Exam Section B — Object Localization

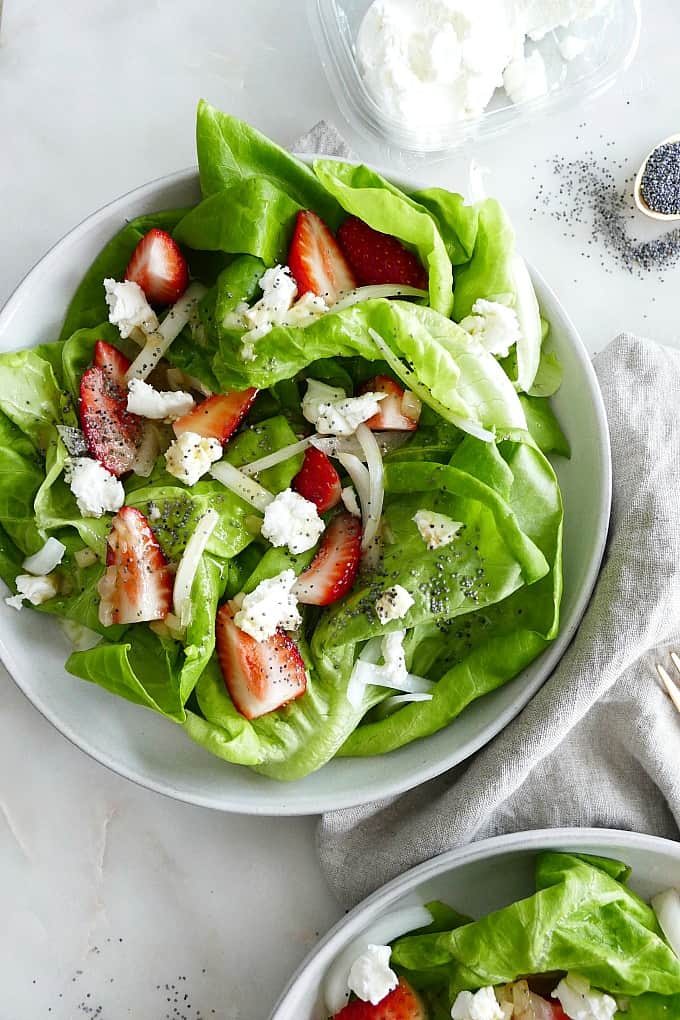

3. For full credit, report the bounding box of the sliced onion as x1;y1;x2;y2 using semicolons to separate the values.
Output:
60;618;101;652
375;692;433;719
131;423;160;478
401;390;422;420
165;366;213;397
331;284;428;313
323;905;433;1015
368;327;495;443
351;659;434;694
173;509;220;629
312;432;409;461
652;888;680;959
75;547;99;568
210;460;274;512
57;425;88;456
355;424;384;556
240;437;311;477
126;282;207;382
23;537;66;576
338;452;371;527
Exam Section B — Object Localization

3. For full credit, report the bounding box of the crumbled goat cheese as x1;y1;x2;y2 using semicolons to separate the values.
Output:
553;973;617;1020
165;432;222;486
260;488;325;554
126;378;195;420
104;278;158;339
412;510;462;550
347;945;398;1006
375;585;415;624
65;457;125;518
459;299;522;358
233;569;302;642
450;986;505;1020
302;378;385;436
6;573;59;611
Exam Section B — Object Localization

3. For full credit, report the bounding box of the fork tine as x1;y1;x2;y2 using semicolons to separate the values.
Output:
671;651;680;675
656;663;680;715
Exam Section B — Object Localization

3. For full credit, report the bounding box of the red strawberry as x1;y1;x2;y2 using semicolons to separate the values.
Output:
337;216;428;290
94;339;131;389
125;228;189;306
79;365;141;476
333;978;426;1020
292;446;342;514
287;210;357;304
216;604;307;720
294;512;361;606
359;375;421;432
172;389;258;443
98;507;172;627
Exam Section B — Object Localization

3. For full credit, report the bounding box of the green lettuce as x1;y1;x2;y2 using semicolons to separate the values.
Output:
174;179;300;263
313;160;453;317
212;299;527;438
392;853;680;1000
195;99;342;227
410;188;479;265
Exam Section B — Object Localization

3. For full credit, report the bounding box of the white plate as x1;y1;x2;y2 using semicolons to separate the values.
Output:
270;827;680;1018
0;167;611;815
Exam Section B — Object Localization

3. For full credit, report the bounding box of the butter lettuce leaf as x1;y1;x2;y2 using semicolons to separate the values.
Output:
312;160;454;317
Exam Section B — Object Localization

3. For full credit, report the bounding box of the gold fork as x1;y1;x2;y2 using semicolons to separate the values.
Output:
656;653;680;714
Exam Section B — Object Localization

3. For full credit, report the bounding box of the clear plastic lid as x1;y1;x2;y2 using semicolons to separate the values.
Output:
308;0;641;160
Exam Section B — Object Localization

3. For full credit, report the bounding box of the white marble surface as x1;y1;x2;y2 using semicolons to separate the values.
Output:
1;1;678;1016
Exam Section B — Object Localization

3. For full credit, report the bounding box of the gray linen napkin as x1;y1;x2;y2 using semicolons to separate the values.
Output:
317;334;680;907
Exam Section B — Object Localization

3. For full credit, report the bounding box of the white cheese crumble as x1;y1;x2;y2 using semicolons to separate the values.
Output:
104;278;158;339
233;569;302;642
451;986;504;1020
236;266;328;360
553;973;617;1020
356;0;606;140
165;431;222;486
502;48;548;105
302;378;385;437
412;510;462;550
381;630;409;685
65;457;125;518
22;537;66;576
341;485;362;518
260;488;325;554
375;584;415;624
347;945;398;1006
5;573;59;611
459;299;522;358
126;378;195;420
558;33;588;60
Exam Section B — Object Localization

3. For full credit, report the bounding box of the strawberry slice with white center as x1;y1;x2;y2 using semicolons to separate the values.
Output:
332;978;426;1020
79;363;142;476
294;511;361;606
98;506;172;627
337;216;428;290
292;446;342;514
172;389;258;443
125;228;189;306
359;375;421;431
94;339;131;389
287;210;357;304
216;603;307;720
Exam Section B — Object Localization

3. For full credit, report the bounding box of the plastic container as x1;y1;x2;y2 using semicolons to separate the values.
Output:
308;0;641;160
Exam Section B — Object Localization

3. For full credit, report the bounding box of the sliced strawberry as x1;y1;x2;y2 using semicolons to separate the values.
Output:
292;446;342;514
359;375;421;432
125;228;189;306
98;507;172;627
333;978;426;1020
294;512;361;606
337;216;428;290
172;389;257;444
216;604;307;720
94;339;131;389
287;210;357;304
79;365;141;476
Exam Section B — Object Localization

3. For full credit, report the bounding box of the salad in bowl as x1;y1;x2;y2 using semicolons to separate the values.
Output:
320;850;680;1020
0;101;567;782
